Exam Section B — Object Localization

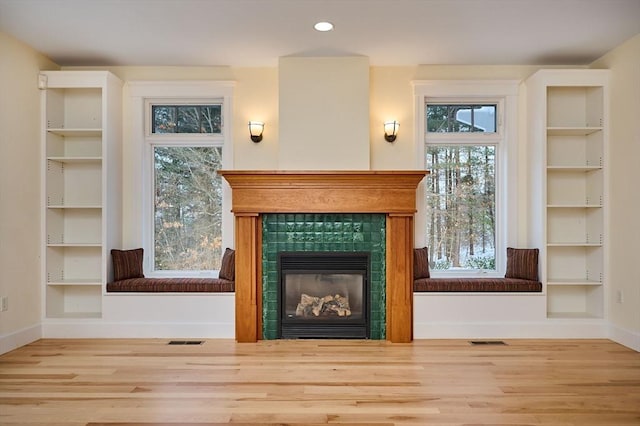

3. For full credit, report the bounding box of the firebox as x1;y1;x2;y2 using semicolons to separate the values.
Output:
278;252;370;339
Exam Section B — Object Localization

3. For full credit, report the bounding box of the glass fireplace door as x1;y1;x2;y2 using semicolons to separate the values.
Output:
278;252;370;339
283;273;364;320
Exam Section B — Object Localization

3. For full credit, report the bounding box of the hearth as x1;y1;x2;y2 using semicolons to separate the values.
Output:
278;252;370;339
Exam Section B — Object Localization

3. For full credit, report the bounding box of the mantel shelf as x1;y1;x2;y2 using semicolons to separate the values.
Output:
218;170;428;215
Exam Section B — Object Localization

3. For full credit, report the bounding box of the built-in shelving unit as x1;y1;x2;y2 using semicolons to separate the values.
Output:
40;71;122;319
527;69;609;320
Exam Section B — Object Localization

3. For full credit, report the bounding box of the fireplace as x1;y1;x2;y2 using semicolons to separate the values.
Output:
279;252;370;339
218;170;427;343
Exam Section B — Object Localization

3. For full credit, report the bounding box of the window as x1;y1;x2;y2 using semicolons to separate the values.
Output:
153;145;223;271
414;81;518;277
418;85;524;276
151;104;222;134
427;105;496;133
129;82;234;278
425;142;496;271
425;103;499;273
147;102;225;275
129;80;235;277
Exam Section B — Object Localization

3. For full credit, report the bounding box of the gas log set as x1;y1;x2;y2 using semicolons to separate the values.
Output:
279;251;369;338
295;293;352;318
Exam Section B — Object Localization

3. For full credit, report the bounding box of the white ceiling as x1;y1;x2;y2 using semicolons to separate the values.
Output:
1;0;639;67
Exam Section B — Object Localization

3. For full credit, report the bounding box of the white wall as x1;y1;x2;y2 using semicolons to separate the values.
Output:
278;57;370;170
591;34;640;350
0;32;58;353
369;66;417;170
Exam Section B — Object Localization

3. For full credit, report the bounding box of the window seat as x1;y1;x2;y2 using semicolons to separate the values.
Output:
413;247;542;293
108;247;236;293
414;277;541;292
107;277;234;293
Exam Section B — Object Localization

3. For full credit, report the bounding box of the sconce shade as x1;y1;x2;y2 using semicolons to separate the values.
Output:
384;121;399;142
248;121;264;143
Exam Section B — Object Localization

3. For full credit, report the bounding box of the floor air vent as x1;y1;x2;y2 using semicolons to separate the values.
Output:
469;340;507;345
168;340;204;345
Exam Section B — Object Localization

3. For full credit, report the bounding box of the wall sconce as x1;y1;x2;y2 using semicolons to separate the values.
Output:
248;121;264;143
384;121;399;142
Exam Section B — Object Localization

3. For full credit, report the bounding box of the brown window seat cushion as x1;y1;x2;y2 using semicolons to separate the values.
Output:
414;277;542;292
107;277;235;293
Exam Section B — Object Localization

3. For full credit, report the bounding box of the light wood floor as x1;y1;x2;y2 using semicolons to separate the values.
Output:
1;338;639;426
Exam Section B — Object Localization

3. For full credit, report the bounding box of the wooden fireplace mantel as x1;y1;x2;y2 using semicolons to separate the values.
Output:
218;170;428;343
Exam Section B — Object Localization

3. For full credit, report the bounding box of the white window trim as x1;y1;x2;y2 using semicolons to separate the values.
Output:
128;81;235;277
412;80;520;277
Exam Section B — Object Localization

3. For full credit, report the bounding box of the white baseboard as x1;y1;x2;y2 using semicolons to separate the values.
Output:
41;321;234;339
609;324;640;352
414;320;609;339
9;320;636;353
0;323;42;355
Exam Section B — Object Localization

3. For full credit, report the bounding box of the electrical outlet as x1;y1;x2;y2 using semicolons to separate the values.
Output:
615;290;624;304
0;296;8;312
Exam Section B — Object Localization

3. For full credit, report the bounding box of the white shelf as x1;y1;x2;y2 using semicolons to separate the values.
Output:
527;70;608;322
47;128;102;137
47;204;102;209
546;311;602;319
46;127;102;158
47;156;101;163
47;279;102;286
48;311;102;319
547;127;603;136
41;71;123;320
547;279;602;286
547;204;602;208
47;243;102;247
547;243;602;247
546;166;602;172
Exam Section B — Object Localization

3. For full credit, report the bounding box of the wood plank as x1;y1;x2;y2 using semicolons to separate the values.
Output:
234;215;259;342
386;215;414;343
2;339;638;425
218;170;427;214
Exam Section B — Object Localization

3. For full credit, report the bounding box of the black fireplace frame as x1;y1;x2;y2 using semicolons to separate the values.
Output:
277;251;371;339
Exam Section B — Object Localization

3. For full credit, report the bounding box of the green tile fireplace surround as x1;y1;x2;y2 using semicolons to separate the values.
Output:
262;213;387;339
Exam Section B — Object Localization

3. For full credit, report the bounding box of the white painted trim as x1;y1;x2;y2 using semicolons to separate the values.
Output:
414;320;609;339
0;324;42;355
411;80;521;274
609;323;640;352
412;80;520;97
126;80;235;274
413;322;608;339
128;80;235;98
41;321;234;339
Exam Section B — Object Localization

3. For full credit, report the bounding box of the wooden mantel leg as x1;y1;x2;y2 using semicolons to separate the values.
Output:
235;214;260;342
386;214;414;343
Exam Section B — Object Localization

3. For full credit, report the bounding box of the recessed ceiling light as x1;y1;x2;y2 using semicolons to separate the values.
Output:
314;21;334;32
